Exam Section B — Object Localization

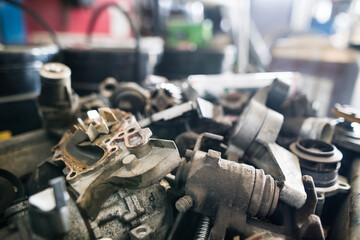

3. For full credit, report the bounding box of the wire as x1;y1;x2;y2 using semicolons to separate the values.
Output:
86;2;141;83
0;0;61;48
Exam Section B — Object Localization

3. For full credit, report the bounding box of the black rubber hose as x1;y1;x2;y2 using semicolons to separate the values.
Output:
0;0;61;48
86;2;141;83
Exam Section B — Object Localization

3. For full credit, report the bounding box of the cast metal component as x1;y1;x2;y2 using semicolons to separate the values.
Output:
109;81;150;115
28;177;70;239
290;139;350;195
148;83;182;114
38;62;79;136
130;224;153;240
299;118;334;142
227;99;307;209
53;108;181;218
94;183;171;240
99;77;118;98
139;98;231;132
176;133;280;238
281;117;334;143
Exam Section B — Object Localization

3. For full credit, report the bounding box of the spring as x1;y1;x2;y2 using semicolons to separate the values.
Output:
194;215;212;240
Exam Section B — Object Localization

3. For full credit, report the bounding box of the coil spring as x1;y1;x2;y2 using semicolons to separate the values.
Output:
194;215;212;240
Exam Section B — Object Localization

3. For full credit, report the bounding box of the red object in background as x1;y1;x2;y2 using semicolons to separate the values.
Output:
24;0;130;37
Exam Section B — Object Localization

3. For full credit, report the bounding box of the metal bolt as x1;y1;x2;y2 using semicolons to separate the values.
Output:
206;149;221;162
175;195;193;212
123;154;138;170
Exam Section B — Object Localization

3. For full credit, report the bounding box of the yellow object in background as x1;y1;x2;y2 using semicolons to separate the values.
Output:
0;130;12;141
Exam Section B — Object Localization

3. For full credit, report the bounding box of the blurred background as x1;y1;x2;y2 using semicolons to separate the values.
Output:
1;0;360;135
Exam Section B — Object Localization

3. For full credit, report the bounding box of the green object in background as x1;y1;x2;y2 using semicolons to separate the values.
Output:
167;19;213;48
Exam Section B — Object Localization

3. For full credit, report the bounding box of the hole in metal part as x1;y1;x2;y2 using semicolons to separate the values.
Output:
136;227;148;235
127;128;136;133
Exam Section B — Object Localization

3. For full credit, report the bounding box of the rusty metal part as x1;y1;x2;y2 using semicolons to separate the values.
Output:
332;103;360;124
94;183;172;240
38;62;79;136
148;83;182;114
290;139;350;198
53;108;181;218
175;133;324;239
227;99;307;209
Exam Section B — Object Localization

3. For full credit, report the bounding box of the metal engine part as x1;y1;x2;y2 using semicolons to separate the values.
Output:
332;104;360;153
0;107;182;239
175;133;324;239
280;117;334;144
290;139;350;216
139;98;231;135
252;77;290;111
38;63;79;136
219;91;251;114
52;108;181;219
290;139;347;190
103;79;150;115
227;99;307;209
28;177;70;239
148;82;182;114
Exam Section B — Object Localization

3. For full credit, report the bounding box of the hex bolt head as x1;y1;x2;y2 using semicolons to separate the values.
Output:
175;195;193;212
123;154;138;170
206;149;221;163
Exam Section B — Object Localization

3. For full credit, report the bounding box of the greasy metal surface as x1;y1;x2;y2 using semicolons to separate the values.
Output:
0;129;57;178
228;99;307;209
53;108;181;218
95;183;171;240
176;133;280;239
